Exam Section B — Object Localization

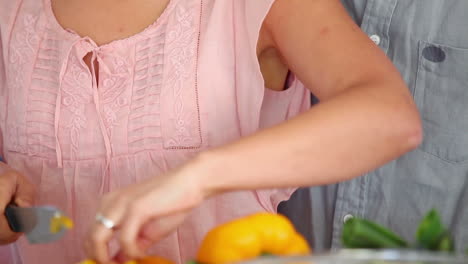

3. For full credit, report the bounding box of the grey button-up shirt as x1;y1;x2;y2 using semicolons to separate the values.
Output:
279;0;468;253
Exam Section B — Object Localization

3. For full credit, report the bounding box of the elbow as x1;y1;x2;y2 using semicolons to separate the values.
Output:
403;117;423;152
372;75;423;154
394;103;423;154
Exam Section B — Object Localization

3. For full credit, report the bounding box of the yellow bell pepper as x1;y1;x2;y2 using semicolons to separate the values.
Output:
197;213;311;264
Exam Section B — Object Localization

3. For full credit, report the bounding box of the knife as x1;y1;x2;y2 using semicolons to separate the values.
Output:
5;205;73;244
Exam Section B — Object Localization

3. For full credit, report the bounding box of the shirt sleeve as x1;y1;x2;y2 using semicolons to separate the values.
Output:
0;30;5;159
0;0;20;160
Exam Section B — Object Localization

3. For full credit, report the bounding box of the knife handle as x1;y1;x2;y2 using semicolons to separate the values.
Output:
5;205;22;233
1;161;20;232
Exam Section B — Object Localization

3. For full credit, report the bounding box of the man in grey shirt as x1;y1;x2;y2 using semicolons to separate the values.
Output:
279;0;468;253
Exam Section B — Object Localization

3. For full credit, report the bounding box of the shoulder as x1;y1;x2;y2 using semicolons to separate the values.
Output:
263;0;346;31
262;0;358;51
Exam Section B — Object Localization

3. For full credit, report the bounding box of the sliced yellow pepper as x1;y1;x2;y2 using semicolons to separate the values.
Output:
77;260;97;264
197;213;311;264
138;256;176;264
78;256;175;264
50;214;74;234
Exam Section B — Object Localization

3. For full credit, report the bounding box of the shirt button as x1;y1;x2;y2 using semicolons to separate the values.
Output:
370;34;381;45
343;214;354;223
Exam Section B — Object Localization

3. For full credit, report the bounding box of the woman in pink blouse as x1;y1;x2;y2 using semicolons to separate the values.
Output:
0;0;422;263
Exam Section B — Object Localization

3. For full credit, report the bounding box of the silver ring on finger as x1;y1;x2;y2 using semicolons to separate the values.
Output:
95;213;116;230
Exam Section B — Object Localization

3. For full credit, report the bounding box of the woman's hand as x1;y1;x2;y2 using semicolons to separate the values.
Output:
84;158;209;263
0;162;36;245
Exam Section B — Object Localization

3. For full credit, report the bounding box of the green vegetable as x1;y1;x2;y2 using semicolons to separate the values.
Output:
342;209;461;253
416;209;448;250
342;218;408;249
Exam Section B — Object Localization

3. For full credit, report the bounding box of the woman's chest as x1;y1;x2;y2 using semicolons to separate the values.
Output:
51;0;171;47
3;0;206;162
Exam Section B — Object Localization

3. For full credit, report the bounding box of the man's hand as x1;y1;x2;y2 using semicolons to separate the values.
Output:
0;162;36;244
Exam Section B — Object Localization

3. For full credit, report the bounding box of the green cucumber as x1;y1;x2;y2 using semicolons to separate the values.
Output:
342;218;408;249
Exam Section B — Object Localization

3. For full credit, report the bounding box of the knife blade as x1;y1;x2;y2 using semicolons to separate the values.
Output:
5;205;72;244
